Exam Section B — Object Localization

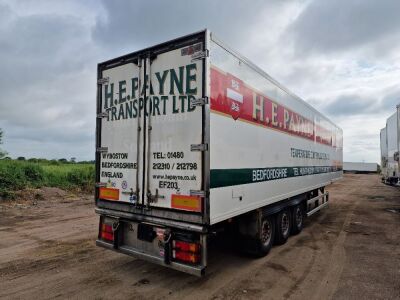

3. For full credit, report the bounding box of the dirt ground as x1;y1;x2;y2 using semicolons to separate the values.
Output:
0;174;399;300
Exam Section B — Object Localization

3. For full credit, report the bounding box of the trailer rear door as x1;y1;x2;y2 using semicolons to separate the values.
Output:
97;40;205;213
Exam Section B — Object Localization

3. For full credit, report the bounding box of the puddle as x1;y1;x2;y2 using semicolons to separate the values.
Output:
367;196;385;200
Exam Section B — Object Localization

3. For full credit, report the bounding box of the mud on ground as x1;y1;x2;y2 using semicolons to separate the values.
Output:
0;174;399;299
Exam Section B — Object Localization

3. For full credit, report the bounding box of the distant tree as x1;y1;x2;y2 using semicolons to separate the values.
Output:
17;156;26;161
3;156;11;160
70;157;76;163
0;128;8;159
58;158;68;163
49;159;59;165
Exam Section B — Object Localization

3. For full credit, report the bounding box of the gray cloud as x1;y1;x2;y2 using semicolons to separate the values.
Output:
323;94;376;116
380;87;400;112
0;2;99;160
315;89;400;120
287;0;400;56
92;0;273;54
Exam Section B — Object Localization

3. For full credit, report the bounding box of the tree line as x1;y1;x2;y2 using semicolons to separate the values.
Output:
0;128;93;164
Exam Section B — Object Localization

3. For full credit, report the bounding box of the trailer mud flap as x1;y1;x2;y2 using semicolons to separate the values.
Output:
137;223;156;242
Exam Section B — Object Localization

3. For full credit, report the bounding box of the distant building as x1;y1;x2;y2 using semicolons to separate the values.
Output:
343;162;378;174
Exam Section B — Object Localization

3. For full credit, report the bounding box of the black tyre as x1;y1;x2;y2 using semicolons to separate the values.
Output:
254;215;275;257
275;209;291;245
291;204;304;235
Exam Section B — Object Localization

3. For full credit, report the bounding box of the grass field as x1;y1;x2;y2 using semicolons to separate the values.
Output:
0;160;94;198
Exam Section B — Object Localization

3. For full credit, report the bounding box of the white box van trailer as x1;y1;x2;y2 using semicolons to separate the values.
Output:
343;162;378;173
380;127;388;178
95;30;343;276
382;107;400;185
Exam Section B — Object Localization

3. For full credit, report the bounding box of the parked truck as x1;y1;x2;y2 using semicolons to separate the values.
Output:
381;105;400;185
380;127;388;178
95;30;343;276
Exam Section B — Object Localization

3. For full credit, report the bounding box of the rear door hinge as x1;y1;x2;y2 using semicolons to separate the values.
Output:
97;112;108;119
190;190;206;197
97;77;109;85
191;49;209;62
190;96;208;108
191;144;208;151
96;147;108;153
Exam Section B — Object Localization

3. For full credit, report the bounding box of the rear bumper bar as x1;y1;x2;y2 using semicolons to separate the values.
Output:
96;239;205;277
95;207;207;233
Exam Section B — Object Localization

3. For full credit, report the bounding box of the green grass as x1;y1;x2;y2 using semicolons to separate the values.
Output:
0;160;95;198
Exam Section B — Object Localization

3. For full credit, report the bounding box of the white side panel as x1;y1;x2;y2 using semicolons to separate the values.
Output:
209;38;343;224
386;112;399;178
380;127;388;175
398;106;400;161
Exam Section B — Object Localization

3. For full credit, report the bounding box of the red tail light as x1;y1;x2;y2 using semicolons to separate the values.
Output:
172;240;200;253
173;250;200;264
99;223;114;242
172;240;201;264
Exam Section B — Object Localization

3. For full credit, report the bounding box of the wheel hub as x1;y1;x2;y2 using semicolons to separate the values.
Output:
295;208;302;227
261;220;271;245
281;213;289;236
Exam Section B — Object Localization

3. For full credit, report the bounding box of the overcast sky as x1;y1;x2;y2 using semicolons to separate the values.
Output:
0;0;399;162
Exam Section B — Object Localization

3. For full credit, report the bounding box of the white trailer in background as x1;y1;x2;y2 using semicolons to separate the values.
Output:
95;30;343;276
381;106;400;185
380;127;388;177
343;162;378;173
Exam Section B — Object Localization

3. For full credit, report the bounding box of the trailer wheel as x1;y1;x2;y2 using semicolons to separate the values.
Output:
291;204;304;235
255;216;275;256
275;209;291;245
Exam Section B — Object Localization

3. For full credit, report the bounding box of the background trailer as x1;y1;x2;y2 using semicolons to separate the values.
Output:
343;162;378;173
380;105;399;185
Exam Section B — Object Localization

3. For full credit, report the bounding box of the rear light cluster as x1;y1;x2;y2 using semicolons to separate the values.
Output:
100;223;114;242
172;240;201;264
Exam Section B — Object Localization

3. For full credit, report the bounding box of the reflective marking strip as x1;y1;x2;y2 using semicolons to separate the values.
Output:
227;88;243;103
171;195;201;212
99;187;120;201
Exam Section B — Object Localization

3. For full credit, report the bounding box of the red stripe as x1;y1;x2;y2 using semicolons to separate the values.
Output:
210;66;340;148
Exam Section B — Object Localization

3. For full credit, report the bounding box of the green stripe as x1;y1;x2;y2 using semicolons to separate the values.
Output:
210;166;342;189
